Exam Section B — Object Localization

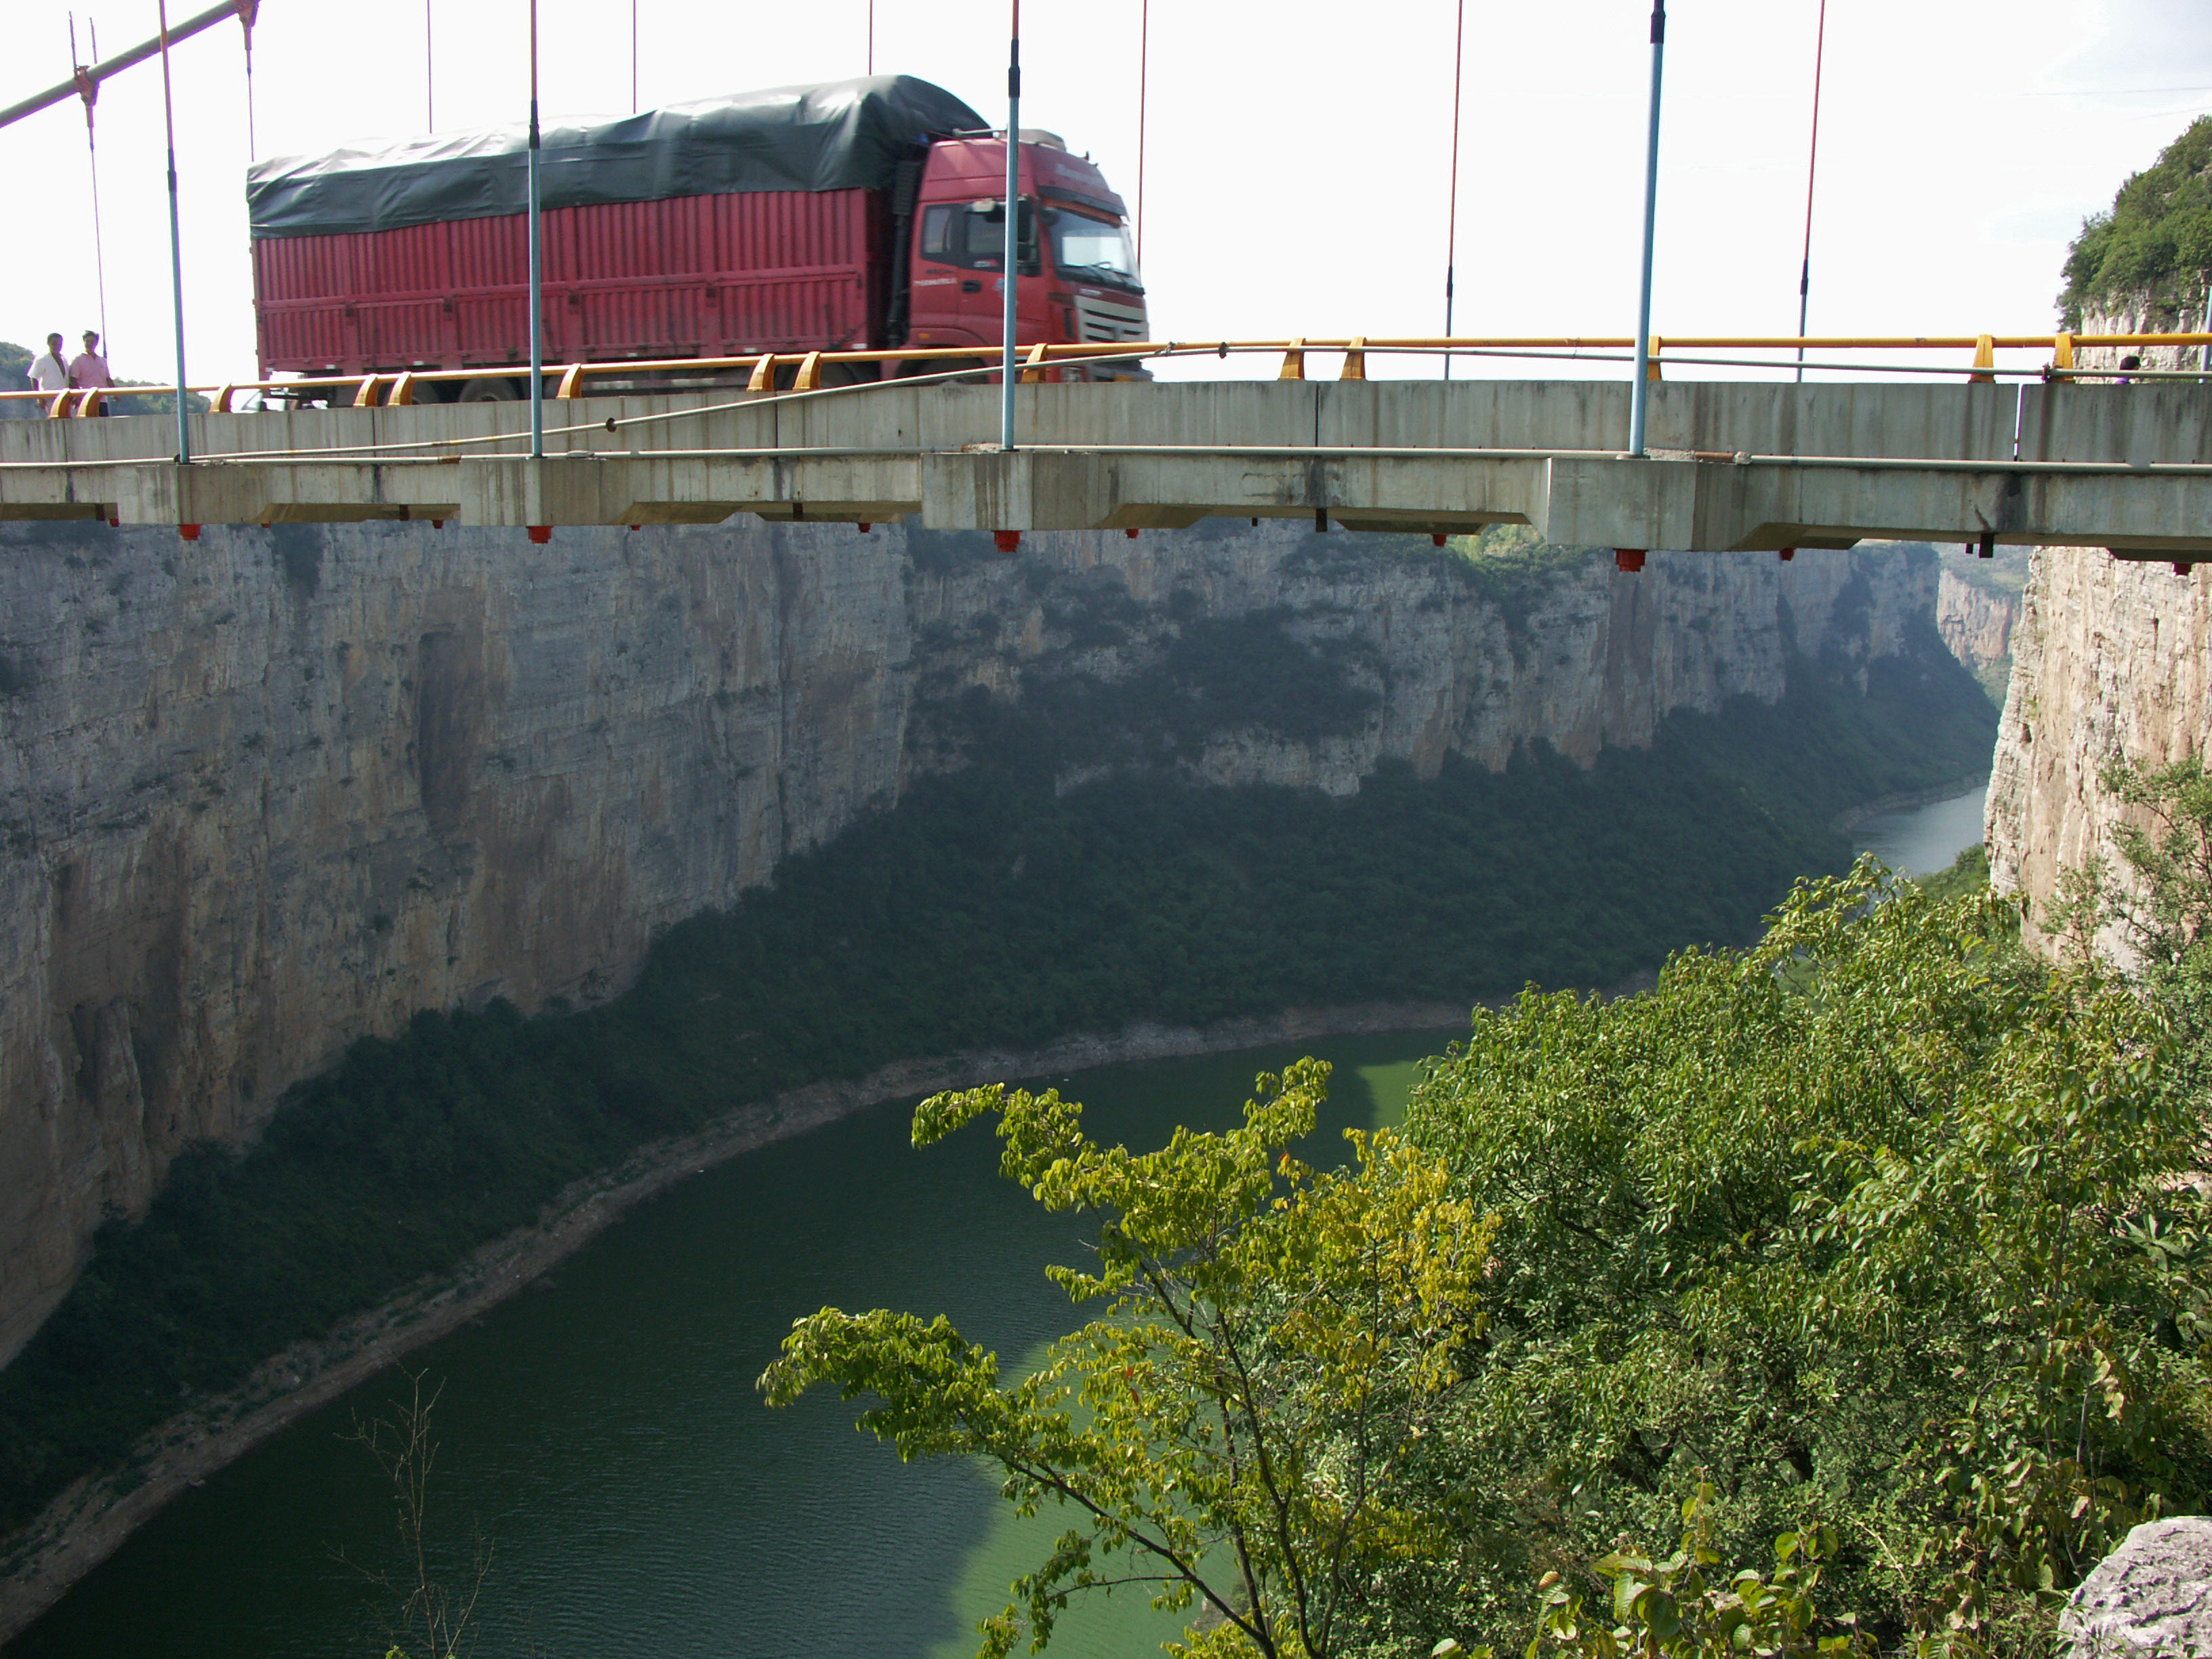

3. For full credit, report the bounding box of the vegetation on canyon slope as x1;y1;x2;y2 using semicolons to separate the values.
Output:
0;592;1996;1539
772;844;2212;1659
2057;114;2212;327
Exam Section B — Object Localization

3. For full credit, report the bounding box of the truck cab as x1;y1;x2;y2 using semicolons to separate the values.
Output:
904;133;1149;378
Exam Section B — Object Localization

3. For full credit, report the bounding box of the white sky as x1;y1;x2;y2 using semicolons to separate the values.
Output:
0;0;2204;386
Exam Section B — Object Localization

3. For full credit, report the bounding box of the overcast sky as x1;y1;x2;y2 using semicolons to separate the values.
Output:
0;0;2204;386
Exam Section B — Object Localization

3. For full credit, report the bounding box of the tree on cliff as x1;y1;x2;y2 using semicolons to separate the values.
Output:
2057;114;2212;328
765;865;2212;1659
761;1060;1497;1659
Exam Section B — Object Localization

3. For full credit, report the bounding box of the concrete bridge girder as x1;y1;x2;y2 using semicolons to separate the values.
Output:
3;380;2206;556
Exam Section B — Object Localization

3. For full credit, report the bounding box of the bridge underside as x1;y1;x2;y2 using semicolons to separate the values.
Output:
2;380;2206;557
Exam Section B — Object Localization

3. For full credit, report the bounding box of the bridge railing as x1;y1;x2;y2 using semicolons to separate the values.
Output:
5;332;2209;418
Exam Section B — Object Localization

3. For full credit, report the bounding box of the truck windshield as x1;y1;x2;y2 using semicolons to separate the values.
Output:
1050;210;1139;287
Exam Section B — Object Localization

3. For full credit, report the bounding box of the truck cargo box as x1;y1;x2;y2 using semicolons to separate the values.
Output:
246;76;983;384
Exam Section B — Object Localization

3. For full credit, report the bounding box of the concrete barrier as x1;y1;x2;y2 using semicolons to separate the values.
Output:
1;380;2205;557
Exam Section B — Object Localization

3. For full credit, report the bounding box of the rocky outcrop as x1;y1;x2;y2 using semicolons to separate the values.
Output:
1985;550;2212;954
1936;546;2032;706
2060;1515;2212;1657
0;520;1942;1362
1940;569;2018;672
2077;299;2211;372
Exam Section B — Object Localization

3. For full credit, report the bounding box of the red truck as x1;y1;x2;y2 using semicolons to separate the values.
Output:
245;75;1149;400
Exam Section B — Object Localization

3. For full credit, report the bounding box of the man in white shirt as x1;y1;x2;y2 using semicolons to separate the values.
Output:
27;333;68;393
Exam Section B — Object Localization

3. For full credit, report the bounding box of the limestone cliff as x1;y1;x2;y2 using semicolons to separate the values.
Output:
1936;546;2031;707
1986;549;2212;955
0;519;1941;1361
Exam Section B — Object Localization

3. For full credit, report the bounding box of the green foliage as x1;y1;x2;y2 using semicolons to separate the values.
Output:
1382;863;2211;1656
971;608;1382;771
1443;529;1597;641
1913;842;1991;905
2086;754;2212;1091
1528;1489;1875;1658
2057;115;2212;327
764;1063;1496;1659
755;867;2207;1658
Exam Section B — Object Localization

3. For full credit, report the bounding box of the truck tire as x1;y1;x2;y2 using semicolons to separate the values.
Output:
903;357;989;385
457;377;523;403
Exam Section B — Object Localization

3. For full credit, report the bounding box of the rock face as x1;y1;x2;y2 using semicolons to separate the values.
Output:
2078;300;2211;372
1985;549;2212;956
2060;1515;2212;1658
1939;567;2018;674
0;520;1942;1362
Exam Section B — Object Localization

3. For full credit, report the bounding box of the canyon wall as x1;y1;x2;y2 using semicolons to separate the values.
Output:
1986;550;2212;954
0;518;1942;1361
1936;546;2031;706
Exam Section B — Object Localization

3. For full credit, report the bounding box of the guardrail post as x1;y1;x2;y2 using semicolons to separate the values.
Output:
1339;337;1366;381
1277;338;1306;381
747;355;777;393
1970;335;1996;384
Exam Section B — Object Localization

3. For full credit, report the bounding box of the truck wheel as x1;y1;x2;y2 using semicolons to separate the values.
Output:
912;358;988;385
457;377;522;403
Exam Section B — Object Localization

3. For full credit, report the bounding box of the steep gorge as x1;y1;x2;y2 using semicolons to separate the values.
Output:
0;516;1970;1365
1986;550;2211;953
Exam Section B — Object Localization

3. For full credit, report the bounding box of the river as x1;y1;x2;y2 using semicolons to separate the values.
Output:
12;787;1991;1658
12;1037;1437;1659
1849;780;1988;876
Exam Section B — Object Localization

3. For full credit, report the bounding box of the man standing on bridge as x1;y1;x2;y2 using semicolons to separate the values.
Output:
28;333;68;394
68;330;113;413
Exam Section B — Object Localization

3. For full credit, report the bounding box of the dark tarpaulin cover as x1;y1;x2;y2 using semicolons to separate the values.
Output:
245;75;985;239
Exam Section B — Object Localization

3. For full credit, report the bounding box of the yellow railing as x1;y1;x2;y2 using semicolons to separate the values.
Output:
3;333;2207;416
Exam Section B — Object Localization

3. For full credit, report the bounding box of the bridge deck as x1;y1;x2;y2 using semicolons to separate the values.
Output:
2;380;2207;556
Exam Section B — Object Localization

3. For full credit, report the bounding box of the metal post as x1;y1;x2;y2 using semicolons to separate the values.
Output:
1001;3;1020;451
1795;0;1827;383
425;0;434;131
2200;281;2211;376
1627;0;1665;457
156;0;189;464
528;0;544;459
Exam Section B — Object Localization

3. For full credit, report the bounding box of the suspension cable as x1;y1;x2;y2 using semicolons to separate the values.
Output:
236;0;258;161
70;15;112;354
1443;0;1465;380
1795;0;1828;382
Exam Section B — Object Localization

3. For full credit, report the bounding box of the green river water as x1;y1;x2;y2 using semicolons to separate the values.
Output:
14;786;1988;1658
14;1034;1437;1659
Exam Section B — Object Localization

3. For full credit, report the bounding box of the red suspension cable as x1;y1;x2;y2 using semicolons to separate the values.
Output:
1443;0;1465;377
1795;0;1828;379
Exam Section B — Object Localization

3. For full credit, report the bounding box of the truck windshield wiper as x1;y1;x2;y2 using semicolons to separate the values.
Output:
1060;262;1140;287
